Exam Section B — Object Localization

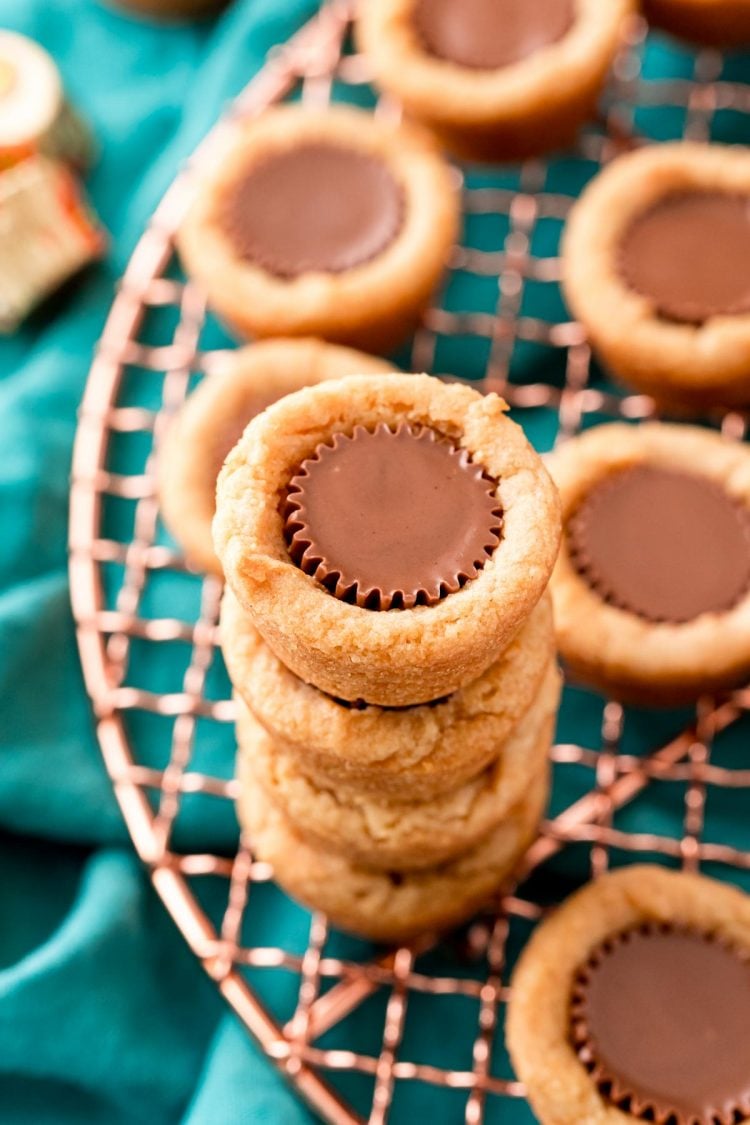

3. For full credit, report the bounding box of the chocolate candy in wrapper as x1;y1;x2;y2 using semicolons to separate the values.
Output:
105;0;227;19
0;156;105;333
0;30;93;171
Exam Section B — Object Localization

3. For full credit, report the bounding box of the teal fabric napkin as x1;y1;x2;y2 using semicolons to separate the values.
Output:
2;1;750;1122
0;2;319;1121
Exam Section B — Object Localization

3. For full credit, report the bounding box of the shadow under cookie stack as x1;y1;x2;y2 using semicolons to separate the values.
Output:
215;373;562;943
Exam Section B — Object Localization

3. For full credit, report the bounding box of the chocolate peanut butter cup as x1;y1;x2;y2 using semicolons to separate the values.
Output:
570;925;750;1124
219;143;404;279
357;0;631;161
567;464;750;624
561;144;750;408
619;191;750;324
546;423;750;703
284;422;503;610
413;0;575;71
177;105;460;351
214;373;560;706
508;868;750;1125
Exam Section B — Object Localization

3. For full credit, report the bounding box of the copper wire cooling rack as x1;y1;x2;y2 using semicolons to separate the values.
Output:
69;4;750;1122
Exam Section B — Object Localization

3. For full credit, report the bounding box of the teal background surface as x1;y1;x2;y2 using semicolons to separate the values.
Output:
1;2;320;1122
2;1;750;1122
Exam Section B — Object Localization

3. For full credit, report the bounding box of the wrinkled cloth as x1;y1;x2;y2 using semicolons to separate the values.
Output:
1;1;750;1121
1;2;319;1121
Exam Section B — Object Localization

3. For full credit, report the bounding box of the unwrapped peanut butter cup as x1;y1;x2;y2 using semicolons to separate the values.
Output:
412;0;575;71
284;422;503;610
618;191;750;324
570;924;750;1125
219;142;404;279
567;464;750;624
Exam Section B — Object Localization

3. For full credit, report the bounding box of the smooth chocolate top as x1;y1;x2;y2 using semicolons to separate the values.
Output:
412;0;575;71
568;464;750;623
219;142;404;279
571;926;750;1124
284;422;502;610
619;191;750;323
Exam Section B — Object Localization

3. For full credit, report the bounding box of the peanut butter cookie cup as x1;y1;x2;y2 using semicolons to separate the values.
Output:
237;754;549;943
158;339;395;575
507;866;750;1125
236;662;559;871
177;105;459;352
221;590;554;800
643;0;750;47
547;422;750;704
562;143;750;409
214;373;561;707
357;0;633;160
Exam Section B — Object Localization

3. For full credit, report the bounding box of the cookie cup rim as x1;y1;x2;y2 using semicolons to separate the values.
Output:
547;422;750;702
214;373;561;705
220;588;554;781
562;142;750;404
356;0;633;129
235;662;560;871
236;758;549;942
507;864;750;1125
176;104;460;341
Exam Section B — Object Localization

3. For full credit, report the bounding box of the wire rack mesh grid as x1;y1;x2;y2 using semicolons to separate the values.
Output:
69;4;750;1122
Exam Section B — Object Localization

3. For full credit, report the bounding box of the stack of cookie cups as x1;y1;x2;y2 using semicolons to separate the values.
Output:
215;374;562;943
